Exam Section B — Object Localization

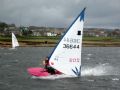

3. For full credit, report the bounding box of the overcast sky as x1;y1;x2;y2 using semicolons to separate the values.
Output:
0;0;120;29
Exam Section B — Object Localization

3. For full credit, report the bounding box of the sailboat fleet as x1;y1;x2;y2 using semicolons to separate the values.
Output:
27;8;86;78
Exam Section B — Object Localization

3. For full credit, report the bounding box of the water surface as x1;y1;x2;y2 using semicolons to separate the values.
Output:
0;47;120;90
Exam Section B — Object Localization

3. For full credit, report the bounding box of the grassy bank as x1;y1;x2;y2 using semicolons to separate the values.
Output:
0;36;120;47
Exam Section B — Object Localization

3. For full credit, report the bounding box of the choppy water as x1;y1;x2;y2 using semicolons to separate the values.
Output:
0;47;120;90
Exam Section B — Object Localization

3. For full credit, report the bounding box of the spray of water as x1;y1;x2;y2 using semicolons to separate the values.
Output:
81;63;116;76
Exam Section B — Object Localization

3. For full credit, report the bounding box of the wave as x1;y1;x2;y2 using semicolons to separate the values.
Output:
31;63;120;80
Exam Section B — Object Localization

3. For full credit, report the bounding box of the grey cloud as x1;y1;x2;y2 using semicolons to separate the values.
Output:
0;0;120;28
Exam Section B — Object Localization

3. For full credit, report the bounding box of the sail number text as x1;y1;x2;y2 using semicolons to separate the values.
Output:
63;44;80;49
64;38;80;43
69;58;80;62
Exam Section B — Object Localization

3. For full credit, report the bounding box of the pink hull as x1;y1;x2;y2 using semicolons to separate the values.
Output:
27;67;62;77
27;67;50;77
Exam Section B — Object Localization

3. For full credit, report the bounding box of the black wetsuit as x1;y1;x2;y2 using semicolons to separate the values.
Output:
44;60;55;74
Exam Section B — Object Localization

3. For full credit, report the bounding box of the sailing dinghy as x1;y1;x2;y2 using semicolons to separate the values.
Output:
11;32;19;49
27;8;86;78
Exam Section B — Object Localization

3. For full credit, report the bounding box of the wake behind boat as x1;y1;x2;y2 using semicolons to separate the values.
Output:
27;8;86;78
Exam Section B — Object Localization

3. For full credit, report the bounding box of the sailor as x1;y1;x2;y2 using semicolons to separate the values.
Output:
43;56;55;74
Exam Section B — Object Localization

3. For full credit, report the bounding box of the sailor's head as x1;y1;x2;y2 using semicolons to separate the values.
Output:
45;56;49;60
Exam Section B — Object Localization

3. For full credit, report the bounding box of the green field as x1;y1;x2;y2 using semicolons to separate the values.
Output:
0;35;120;42
0;36;59;43
0;36;120;47
83;36;120;42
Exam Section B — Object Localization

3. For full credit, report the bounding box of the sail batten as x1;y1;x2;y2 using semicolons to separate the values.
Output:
49;8;86;77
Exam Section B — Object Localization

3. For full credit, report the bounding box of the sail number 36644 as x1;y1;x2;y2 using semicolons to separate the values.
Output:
63;44;80;49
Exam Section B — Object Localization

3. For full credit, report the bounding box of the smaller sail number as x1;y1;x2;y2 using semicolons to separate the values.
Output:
63;44;80;49
69;58;80;62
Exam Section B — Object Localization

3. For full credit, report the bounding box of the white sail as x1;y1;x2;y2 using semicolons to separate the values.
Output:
49;8;86;77
12;33;19;49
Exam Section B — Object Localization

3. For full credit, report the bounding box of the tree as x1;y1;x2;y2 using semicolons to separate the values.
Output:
0;22;8;33
20;26;32;36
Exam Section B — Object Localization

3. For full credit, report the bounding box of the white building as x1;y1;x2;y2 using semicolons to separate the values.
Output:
47;32;57;36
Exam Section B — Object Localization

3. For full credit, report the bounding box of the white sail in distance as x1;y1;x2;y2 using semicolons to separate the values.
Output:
12;33;19;49
49;8;86;77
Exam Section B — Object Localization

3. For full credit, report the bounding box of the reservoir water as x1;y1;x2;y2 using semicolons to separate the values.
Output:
0;47;120;90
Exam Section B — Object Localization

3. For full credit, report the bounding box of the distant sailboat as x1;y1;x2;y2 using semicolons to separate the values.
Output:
12;32;19;49
27;8;86;78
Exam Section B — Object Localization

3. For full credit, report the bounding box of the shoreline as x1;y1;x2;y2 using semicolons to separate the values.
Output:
0;41;120;47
